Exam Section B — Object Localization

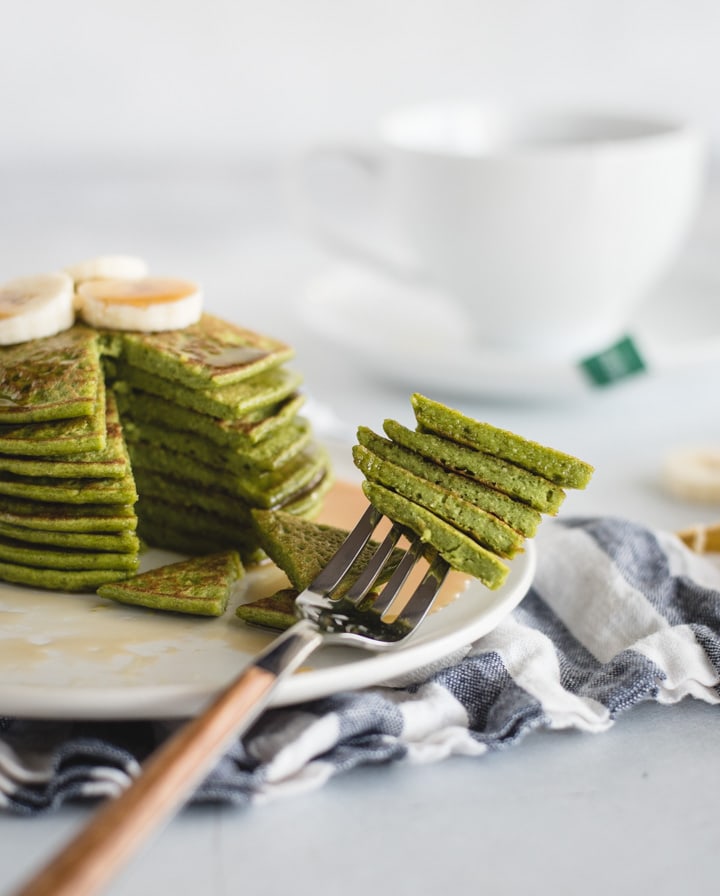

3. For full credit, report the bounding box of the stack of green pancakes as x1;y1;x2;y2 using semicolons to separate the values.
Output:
103;313;332;564
352;393;594;590
0;326;140;591
0;314;332;593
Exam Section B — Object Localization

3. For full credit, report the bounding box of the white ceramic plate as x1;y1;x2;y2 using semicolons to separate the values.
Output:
0;448;536;720
300;263;720;399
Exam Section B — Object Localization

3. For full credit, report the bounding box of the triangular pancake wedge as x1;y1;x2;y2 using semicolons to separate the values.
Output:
97;550;244;617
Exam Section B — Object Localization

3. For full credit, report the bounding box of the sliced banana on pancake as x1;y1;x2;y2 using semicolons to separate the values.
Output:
661;446;720;503
65;255;149;284
76;276;203;331
0;272;75;345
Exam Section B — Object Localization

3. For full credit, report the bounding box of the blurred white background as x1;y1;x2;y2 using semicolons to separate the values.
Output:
1;0;719;362
1;0;718;164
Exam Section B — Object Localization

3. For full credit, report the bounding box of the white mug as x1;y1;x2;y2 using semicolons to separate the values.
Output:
302;103;706;361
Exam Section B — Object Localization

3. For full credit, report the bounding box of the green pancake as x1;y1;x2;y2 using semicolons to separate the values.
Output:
0;470;137;505
103;314;294;388
109;360;303;420
412;393;594;489
97;550;244;617
127;440;329;509
0;560;132;592
281;468;334;518
0;495;137;532
353;444;524;558
0;324;101;423
0;534;139;571
0;520;139;552
0;377;107;457
135;518;264;565
131;466;254;521
132;464;331;526
0;392;131;480
120;415;312;475
362;481;509;589
357;426;541;537
135;496;256;547
114;387;306;448
236;587;298;631
383;419;566;514
250;508;405;595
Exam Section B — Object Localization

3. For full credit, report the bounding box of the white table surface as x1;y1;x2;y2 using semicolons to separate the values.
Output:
2;162;720;895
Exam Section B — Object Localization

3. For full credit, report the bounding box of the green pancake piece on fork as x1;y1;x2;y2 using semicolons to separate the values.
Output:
362;481;510;589
411;393;594;488
383;419;567;514
356;425;542;537
236;588;299;631
353;443;524;558
249;509;406;595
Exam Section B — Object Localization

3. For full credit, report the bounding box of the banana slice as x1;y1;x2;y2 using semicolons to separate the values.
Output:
661;446;720;503
65;255;149;284
677;521;720;553
0;272;75;345
76;277;203;332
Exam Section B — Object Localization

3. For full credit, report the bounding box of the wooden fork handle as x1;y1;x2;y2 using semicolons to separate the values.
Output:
14;621;323;896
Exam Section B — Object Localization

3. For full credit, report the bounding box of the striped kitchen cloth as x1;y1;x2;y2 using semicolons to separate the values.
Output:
1;515;719;815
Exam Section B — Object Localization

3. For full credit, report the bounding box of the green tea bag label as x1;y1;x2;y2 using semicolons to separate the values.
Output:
580;335;647;386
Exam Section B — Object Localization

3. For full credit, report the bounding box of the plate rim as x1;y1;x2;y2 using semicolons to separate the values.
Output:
0;543;535;719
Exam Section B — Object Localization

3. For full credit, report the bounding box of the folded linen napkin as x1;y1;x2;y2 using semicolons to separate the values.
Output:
2;516;719;815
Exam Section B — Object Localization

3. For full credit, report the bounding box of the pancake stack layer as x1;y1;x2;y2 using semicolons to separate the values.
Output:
0;326;140;591
103;314;332;564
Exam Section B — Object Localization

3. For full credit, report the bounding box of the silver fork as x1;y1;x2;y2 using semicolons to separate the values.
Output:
15;504;449;896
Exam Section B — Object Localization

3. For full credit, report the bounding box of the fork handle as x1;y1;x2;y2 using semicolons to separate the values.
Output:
13;621;323;896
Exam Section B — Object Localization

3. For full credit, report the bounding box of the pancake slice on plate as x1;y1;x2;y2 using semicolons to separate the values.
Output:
97;549;244;617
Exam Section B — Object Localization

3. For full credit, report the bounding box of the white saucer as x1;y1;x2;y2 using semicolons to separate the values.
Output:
300;263;720;399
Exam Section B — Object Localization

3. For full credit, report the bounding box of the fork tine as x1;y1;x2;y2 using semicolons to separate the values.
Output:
392;552;450;629
368;537;425;617
309;504;382;595
344;523;402;605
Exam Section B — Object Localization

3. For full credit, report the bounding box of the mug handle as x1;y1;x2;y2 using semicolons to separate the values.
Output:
299;144;421;277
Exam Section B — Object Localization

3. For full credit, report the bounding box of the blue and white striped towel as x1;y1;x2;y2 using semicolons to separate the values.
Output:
2;516;719;815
